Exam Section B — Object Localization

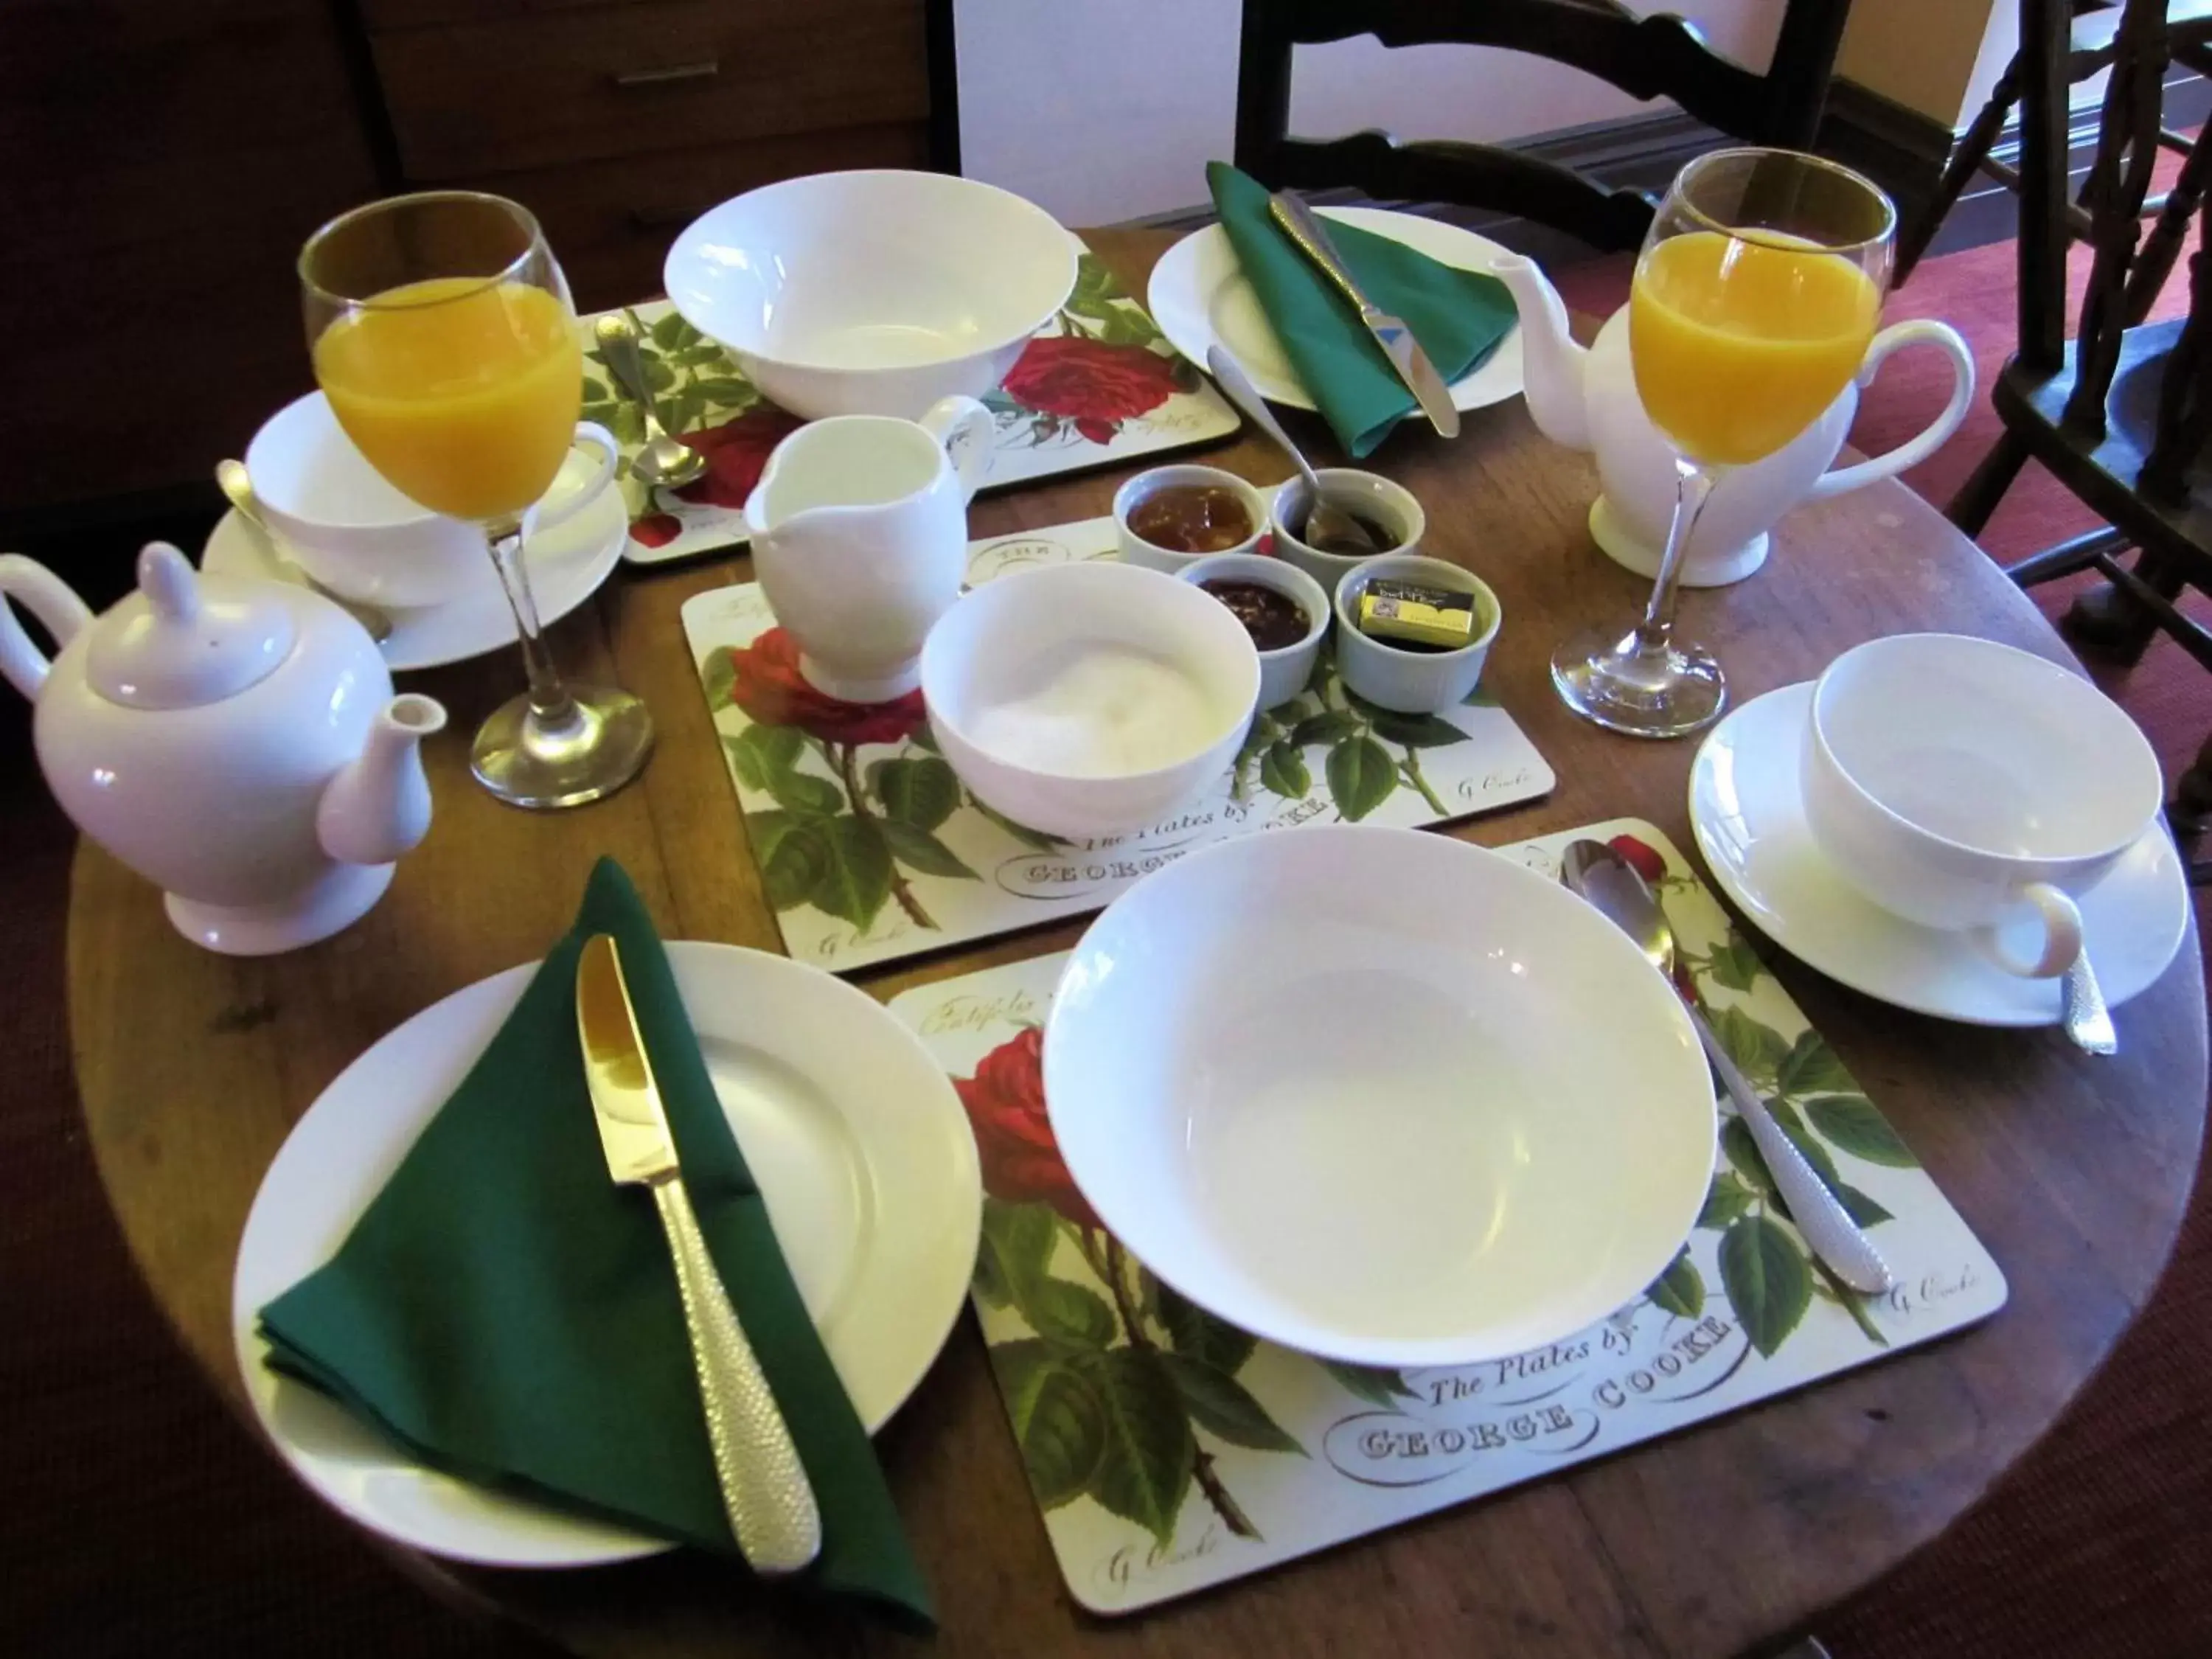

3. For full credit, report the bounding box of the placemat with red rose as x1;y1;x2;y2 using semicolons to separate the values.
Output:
887;818;2008;1615
582;238;1241;567
678;515;1554;973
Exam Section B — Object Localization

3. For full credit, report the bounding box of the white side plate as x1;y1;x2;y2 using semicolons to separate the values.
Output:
1147;207;1524;414
232;942;982;1568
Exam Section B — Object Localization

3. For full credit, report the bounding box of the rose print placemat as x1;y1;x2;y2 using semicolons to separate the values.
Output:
888;818;2007;1615
678;516;1554;973
582;238;1241;567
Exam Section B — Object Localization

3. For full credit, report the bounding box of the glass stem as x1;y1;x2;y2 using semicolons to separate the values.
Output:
1635;456;1717;652
487;522;576;724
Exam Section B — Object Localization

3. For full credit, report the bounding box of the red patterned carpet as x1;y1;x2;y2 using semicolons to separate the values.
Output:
1;227;2208;1656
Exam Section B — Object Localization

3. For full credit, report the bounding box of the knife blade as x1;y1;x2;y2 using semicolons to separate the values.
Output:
576;933;822;1574
1267;190;1461;438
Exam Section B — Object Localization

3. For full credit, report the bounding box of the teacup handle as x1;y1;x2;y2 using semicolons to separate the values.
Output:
1806;321;1976;501
526;422;622;534
918;395;995;504
1978;881;2084;978
0;554;94;700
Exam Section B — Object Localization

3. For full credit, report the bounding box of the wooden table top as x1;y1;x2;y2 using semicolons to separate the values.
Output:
68;229;2207;1659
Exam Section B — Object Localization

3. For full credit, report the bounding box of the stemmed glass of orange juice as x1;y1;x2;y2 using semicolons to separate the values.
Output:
301;192;653;807
1553;148;1896;738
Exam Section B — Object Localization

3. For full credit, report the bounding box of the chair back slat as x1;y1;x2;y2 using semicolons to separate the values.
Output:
1234;0;1849;246
2065;0;2172;431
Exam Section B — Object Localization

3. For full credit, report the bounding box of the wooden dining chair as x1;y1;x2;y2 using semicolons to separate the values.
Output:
1893;0;2212;296
1947;0;2212;855
1231;0;1852;252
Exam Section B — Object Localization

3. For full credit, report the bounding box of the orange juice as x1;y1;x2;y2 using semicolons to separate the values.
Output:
313;277;580;522
1630;230;1879;467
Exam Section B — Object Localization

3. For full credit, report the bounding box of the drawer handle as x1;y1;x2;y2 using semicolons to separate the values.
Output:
610;60;720;88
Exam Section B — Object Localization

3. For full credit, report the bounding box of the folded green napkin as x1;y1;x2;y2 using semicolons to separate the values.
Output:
258;858;931;1628
1207;161;1518;457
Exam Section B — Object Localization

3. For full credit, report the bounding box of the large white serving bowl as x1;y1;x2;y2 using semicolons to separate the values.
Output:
664;170;1078;420
920;560;1259;840
1045;826;1715;1367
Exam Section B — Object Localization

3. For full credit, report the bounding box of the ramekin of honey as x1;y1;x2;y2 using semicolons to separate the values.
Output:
1113;465;1270;572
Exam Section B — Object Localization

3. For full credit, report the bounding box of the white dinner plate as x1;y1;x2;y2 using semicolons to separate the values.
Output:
231;942;982;1568
1689;682;2190;1026
201;448;630;673
1147;208;1525;414
1043;825;1714;1368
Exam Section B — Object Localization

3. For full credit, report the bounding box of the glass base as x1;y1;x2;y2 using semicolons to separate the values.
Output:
1551;622;1728;740
470;686;655;810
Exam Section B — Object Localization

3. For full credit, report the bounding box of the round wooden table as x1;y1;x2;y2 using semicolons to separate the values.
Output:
69;231;2206;1658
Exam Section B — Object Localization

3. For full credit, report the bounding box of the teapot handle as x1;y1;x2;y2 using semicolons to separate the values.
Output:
0;554;94;700
1807;320;1975;501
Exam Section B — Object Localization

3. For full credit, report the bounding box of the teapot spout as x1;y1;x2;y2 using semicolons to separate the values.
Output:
317;693;447;868
1487;254;1593;451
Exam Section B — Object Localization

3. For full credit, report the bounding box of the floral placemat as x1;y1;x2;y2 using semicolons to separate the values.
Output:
679;517;1554;973
888;818;2007;1614
582;239;1241;566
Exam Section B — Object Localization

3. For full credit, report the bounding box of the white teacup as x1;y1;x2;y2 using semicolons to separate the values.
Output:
245;393;620;608
1801;633;2163;978
743;394;994;703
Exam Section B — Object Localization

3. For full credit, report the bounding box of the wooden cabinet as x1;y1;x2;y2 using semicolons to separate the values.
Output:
1;0;942;528
367;0;933;312
0;0;383;521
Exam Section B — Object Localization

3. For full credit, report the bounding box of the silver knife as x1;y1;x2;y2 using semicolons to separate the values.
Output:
1266;190;1461;438
576;933;822;1574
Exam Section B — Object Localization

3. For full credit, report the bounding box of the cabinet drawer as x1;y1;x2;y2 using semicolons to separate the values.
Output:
476;120;931;313
373;0;928;178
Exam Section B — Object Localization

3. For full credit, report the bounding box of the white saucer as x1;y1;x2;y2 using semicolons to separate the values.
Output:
202;450;629;673
1689;682;2190;1026
1147;206;1524;415
231;942;982;1568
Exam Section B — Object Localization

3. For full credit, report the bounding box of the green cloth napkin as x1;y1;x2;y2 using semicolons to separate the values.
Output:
1207;161;1518;457
257;858;931;1628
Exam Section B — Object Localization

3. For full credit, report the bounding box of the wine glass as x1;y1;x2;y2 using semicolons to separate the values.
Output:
1552;148;1896;738
300;192;653;808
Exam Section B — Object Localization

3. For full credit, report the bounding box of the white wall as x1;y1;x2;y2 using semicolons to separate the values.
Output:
956;1;1781;226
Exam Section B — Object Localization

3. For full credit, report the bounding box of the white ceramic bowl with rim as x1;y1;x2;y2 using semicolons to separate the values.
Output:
1044;824;1714;1366
1175;550;1329;710
1271;468;1427;596
1333;554;1500;713
919;560;1259;839
664;170;1079;420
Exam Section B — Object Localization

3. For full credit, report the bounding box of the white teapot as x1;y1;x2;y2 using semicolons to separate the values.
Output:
1488;255;1975;587
0;543;445;954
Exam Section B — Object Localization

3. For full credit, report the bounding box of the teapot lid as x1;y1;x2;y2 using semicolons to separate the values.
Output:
84;543;296;709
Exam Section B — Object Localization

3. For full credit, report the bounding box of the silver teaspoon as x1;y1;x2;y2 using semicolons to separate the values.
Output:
2062;948;2117;1055
215;460;392;644
594;313;706;490
1205;345;1380;557
1559;838;1895;1295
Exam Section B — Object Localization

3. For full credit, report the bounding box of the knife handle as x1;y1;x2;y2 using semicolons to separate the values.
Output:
652;1175;824;1574
1268;191;1380;321
1693;1011;1896;1296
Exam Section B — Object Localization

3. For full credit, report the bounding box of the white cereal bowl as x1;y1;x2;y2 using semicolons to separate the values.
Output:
1045;825;1714;1367
664;171;1079;420
920;561;1259;839
1175;551;1329;710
